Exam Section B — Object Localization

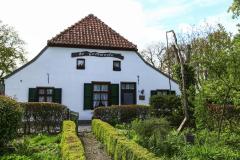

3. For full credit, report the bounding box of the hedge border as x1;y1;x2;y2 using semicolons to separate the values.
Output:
20;102;68;134
93;105;151;125
61;121;85;160
92;119;160;160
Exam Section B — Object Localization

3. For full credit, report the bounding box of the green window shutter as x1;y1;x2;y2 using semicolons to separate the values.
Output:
54;88;62;104
84;83;93;110
110;84;119;105
28;88;37;102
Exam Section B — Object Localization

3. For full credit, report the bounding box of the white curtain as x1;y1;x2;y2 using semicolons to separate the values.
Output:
93;93;101;100
93;84;109;108
102;101;108;106
93;101;100;108
101;93;108;100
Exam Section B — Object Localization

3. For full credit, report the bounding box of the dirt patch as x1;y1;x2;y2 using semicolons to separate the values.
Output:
79;132;112;160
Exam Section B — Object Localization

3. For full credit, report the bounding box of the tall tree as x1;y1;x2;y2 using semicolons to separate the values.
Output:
140;43;165;70
140;42;177;78
166;30;194;131
193;25;240;137
228;0;240;19
0;21;27;80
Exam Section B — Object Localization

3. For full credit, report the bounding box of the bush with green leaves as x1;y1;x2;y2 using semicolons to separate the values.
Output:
150;95;183;126
20;102;69;134
0;96;22;147
93;105;151;125
0;134;61;160
179;130;240;160
61;120;85;160
92;119;159;160
194;91;240;132
0;154;31;160
130;118;172;156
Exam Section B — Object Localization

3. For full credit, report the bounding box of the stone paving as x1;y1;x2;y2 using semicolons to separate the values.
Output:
78;125;112;160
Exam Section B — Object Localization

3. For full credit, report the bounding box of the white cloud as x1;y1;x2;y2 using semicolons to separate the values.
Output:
199;13;239;33
178;23;194;33
0;0;237;61
1;0;169;59
190;0;226;7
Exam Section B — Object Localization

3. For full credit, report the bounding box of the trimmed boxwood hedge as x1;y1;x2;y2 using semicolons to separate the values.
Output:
61;120;85;160
93;105;151;125
20;102;69;134
92;119;160;160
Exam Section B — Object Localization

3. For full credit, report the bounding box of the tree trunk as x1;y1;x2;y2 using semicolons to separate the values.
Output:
166;30;189;132
217;88;231;140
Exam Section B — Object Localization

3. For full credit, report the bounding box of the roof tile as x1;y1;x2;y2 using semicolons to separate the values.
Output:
48;14;137;51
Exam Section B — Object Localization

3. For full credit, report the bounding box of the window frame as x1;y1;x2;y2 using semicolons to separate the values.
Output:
36;87;54;102
76;58;85;70
92;82;110;108
120;82;136;105
150;89;176;96
113;60;121;71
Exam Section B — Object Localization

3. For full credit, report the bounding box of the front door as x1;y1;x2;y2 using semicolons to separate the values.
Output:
121;82;136;105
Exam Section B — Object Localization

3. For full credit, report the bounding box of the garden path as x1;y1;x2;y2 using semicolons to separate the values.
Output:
78;125;112;160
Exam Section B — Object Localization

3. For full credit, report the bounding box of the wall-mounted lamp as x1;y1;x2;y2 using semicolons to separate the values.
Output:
137;75;140;85
47;73;50;84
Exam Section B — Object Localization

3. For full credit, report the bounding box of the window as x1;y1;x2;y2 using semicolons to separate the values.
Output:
93;83;109;108
150;89;176;96
76;59;85;69
37;88;54;102
121;83;135;90
113;61;121;71
29;88;62;103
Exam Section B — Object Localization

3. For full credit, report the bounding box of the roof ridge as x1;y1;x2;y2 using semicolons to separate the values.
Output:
47;14;138;51
47;14;93;43
87;14;137;48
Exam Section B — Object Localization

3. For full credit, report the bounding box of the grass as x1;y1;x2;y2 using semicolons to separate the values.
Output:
115;123;240;160
0;134;61;160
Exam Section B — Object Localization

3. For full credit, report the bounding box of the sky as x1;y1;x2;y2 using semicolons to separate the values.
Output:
0;0;238;60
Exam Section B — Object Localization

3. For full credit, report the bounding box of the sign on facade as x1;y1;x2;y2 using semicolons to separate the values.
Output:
71;51;124;60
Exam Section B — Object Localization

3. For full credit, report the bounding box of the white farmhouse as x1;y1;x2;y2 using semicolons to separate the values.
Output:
4;14;179;120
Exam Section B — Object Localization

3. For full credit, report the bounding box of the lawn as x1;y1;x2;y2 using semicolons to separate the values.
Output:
0;134;61;160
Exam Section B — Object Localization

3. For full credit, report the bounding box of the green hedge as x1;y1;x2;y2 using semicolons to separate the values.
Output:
20;102;69;134
150;95;183;126
0;96;22;147
92;119;160;160
61;120;85;160
93;105;151;125
207;104;240;131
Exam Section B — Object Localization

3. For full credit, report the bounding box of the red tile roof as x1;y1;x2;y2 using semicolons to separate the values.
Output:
47;14;137;51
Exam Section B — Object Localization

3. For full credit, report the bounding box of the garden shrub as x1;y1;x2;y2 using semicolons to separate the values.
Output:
179;130;240;160
92;119;160;160
131;118;172;157
0;154;31;160
158;129;240;159
150;95;183;126
1;134;61;159
93;105;151;125
207;104;240;132
0;96;22;147
20;102;69;134
61;120;85;160
194;92;240;132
